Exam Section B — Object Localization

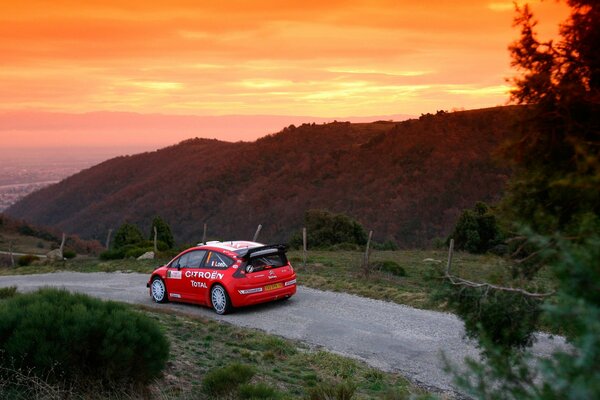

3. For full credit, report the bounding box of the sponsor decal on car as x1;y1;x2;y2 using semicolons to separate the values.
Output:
170;293;181;298
185;270;224;280
191;280;208;288
167;270;182;279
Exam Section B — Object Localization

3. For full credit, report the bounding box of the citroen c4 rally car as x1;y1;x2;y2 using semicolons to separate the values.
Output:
147;241;297;314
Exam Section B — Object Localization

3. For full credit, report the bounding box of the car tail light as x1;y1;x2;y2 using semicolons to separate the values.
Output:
238;287;263;294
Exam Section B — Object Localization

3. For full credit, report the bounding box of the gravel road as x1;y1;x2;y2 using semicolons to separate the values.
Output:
0;272;567;396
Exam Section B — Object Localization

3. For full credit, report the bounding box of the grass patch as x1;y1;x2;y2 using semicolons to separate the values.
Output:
0;247;552;316
140;307;425;399
0;295;426;399
290;249;554;312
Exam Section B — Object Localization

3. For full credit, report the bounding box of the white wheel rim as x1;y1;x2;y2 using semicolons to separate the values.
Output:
151;279;165;301
211;286;226;313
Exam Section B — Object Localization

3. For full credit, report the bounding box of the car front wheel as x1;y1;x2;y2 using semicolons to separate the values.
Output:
151;277;168;303
210;284;232;315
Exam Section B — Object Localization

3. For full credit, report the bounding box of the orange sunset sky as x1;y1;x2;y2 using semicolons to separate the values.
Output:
0;0;569;148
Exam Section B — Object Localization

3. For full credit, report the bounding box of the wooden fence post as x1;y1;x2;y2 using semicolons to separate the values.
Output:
9;241;15;267
59;233;66;259
153;226;158;253
302;227;307;268
202;223;207;244
447;238;454;273
105;228;113;249
363;230;373;275
253;224;262;242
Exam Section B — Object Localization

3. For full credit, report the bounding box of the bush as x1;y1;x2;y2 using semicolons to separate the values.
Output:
0;289;169;388
448;202;503;254
329;242;362;251
113;223;144;249
99;248;126;260
17;254;38;267
289;210;367;249
375;261;407;277
202;363;255;396
124;246;150;259
238;383;282;399
372;240;399;251
308;380;357;400
0;286;17;299
149;216;175;249
62;249;76;259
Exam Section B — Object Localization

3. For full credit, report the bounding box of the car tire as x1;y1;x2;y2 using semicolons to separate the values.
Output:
151;277;168;303
210;284;232;315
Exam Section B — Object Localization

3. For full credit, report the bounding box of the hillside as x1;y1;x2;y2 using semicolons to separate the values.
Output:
6;107;518;247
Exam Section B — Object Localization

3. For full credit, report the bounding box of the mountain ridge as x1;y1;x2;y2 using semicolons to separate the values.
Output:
6;106;518;247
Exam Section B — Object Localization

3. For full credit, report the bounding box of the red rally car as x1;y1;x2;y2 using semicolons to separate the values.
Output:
147;241;297;314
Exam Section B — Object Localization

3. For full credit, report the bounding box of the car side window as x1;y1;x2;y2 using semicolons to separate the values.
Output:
187;250;207;268
204;251;234;269
171;253;188;269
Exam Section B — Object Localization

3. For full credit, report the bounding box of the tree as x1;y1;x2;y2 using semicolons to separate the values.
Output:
113;223;144;249
440;2;600;398
289;209;367;249
449;202;503;253
149;216;175;249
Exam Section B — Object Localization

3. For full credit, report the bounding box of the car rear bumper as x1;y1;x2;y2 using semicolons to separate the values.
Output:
232;284;296;307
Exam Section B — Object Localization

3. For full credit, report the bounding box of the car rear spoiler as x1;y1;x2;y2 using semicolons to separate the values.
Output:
238;244;287;260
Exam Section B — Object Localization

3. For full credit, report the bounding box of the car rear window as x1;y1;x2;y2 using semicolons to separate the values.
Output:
250;253;287;270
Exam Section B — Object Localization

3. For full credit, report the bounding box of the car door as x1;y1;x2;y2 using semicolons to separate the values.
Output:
165;251;190;301
177;249;208;302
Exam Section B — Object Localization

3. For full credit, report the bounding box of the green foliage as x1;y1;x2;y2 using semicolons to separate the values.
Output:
99;248;126;260
290;210;367;249
16;254;38;267
201;363;255;396
113;222;144;249
149;216;175;249
441;2;600;398
238;382;283;399
449;202;503;253
447;233;600;399
62;249;76;259
375;261;407;277
436;281;542;352
307;380;357;400
373;240;399;251
0;289;169;388
501;2;600;237
0;286;17;299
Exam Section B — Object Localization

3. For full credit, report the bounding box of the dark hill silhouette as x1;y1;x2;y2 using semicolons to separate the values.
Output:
6;107;518;247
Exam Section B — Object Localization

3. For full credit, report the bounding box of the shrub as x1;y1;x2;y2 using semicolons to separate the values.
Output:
238;383;282;399
308;380;357;400
113;223;144;249
99;248;126;260
375;261;407;277
149;216;175;249
202;363;255;396
62;249;76;259
372;240;399;251
17;254;38;267
0;289;169;388
0;286;17;299
124;246;150;259
289;210;367;249
448;202;503;254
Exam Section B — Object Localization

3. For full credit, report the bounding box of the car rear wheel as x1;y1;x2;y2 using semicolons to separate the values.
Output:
151;277;168;303
211;284;232;315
